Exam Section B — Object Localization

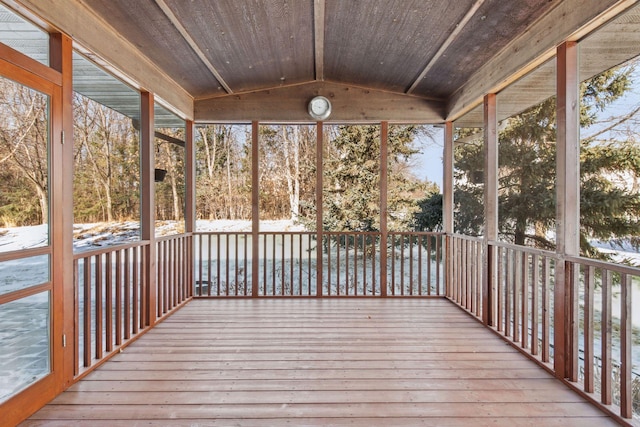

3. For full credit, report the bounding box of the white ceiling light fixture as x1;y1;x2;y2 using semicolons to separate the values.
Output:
308;95;332;120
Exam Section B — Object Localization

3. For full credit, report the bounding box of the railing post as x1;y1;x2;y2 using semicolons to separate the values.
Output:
380;122;388;297
185;120;195;298
316;122;324;297
482;243;494;326
251;121;260;297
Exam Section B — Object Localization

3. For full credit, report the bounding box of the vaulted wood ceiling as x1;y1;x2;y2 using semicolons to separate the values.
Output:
4;0;635;123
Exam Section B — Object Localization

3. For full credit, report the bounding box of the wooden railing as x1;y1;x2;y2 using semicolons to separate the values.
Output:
156;234;193;317
565;255;640;420
193;231;444;297
388;232;443;296
448;234;484;317
73;233;192;377
73;241;149;377
448;236;640;422
488;241;557;365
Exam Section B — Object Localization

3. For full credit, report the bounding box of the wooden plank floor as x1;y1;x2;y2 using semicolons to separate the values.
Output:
23;298;618;426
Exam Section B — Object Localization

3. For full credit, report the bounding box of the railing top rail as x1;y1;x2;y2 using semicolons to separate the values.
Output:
73;240;151;260
156;232;192;242
388;231;444;236
194;231;314;236
449;233;484;243
566;254;640;277
487;240;558;258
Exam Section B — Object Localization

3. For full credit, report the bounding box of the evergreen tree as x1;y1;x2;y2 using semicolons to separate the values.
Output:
453;66;640;256
322;125;429;232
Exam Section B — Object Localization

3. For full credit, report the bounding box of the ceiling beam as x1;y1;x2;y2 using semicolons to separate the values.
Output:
195;81;445;123
154;0;233;94
406;0;485;94
314;0;325;81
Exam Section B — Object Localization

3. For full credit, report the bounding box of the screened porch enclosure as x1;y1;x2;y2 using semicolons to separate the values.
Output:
2;1;640;426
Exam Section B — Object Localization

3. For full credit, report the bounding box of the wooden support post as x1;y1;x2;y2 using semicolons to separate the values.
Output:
252;121;260;297
443;121;454;298
185;120;195;234
555;41;580;380
483;94;498;326
141;92;156;326
380;122;388;297
316;122;324;297
185;120;195;297
50;31;74;389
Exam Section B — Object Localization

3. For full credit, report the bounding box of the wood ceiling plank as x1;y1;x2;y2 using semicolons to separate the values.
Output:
324;0;476;94
314;0;325;81
165;0;315;93
447;0;635;121
153;0;233;94
406;0;486;94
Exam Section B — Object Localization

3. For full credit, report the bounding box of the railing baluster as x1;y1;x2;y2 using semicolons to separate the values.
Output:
531;254;539;356
541;256;550;363
435;235;441;295
584;264;594;392
513;249;521;344
496;246;503;332
215;234;220;296
124;247;131;340
505;248;512;338
400;234;405;296
601;269;612;405
233;234;238;296
105;252;113;352
426;235;431;295
133;247;139;334
115;249;122;346
244;233;249;296
521;251;528;349
224;234;232;296
390;234;395;296
83;255;91;368
354;234;358;296
94;254;103;360
620;272;632;419
372;235;377;295
262;234;267;296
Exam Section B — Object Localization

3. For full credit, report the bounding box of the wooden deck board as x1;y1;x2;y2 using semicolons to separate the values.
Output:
22;299;619;426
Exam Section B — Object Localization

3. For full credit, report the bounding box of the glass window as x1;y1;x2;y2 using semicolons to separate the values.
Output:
0;291;50;403
0;75;50;251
